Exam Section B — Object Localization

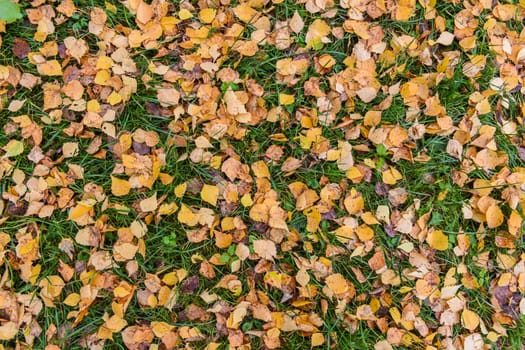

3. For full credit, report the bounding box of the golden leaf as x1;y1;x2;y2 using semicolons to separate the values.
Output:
311;333;325;347
461;309;480;331
201;184;219;206
199;8;216;23
37;60;63;76
279;93;295;105
305;19;331;49
111;176;130;196
486;204;504;228
426;230;449;251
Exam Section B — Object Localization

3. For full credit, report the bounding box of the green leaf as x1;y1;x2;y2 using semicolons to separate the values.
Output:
0;0;23;23
220;253;230;263
2;140;24;158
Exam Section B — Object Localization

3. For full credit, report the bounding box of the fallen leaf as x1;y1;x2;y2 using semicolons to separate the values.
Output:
289;11;304;33
140;193;158;212
486;204;504;228
37;60;63;76
305;19;331;49
64;37;88;62
311;333;325;347
462;309;480;331
253;240;277;261
201;184;219;206
0;322;18;340
2;140;24;157
111;176;131;196
426;230;449;251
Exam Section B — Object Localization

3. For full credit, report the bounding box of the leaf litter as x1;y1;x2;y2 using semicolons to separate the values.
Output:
0;0;525;349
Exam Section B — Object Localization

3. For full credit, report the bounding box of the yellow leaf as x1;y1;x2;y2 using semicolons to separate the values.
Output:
87;99;101;112
311;333;325;347
151;321;175;338
251;160;270;178
476;98;491;115
201;184;219;206
249;203;269;222
178;204;199;226
355;224;374;241
174;182;187;197
105;315;128;332
30;264;41;285
305;19;331;49
94;69;110;85
395;5;416;20
105;1;117;13
486;204;504;228
382;167;402;185
279;93;295;105
113;286;131;298
162;272;178;286
37;60;62;76
419;0;436;8
426;229;448;251
40;275;65;299
344;188;364;215
461;309;480;331
111;176;130;196
437;55;450;73
178;8;193;20
240;193;253;207
68;202;93;220
158;202;178;215
64;293;81;306
107;91;122;105
325;273;349;294
389;307;401;323
96;56;113;69
232;3;258;23
199;8;216;23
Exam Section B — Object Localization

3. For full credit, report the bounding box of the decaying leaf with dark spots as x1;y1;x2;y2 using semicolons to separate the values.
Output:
12;38;31;59
181;276;199;294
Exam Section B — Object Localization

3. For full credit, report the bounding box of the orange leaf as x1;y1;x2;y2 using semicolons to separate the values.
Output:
486;204;504;228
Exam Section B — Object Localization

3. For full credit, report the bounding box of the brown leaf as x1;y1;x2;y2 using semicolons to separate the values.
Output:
12;38;31;59
181;276;200;294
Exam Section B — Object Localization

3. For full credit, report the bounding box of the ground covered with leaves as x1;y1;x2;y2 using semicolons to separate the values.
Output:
0;0;525;349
